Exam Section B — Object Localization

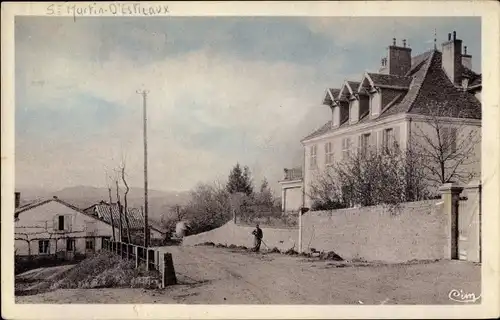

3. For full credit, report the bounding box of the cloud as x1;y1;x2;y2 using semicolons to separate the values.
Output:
15;19;342;192
14;16;481;194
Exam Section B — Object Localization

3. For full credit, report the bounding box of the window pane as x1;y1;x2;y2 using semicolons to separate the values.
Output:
58;216;64;230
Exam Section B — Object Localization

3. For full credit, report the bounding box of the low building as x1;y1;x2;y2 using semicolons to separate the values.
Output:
278;167;303;214
15;196;116;259
83;201;165;241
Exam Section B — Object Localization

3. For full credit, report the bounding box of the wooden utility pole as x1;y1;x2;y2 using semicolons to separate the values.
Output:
137;89;150;247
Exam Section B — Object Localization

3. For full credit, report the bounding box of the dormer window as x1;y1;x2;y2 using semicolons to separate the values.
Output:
332;104;340;127
324;88;341;128
462;78;469;90
349;97;360;124
370;89;382;117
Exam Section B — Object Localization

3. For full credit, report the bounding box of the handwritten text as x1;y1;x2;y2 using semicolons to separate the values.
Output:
46;3;170;19
448;289;481;303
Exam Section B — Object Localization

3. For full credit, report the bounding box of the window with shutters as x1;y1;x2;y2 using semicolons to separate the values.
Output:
309;144;317;169
86;238;95;250
382;127;399;152
360;133;371;155
325;142;334;165
342;137;351;160
442;127;457;155
66;238;75;251
54;214;72;232
450;128;457;153
58;215;64;231
38;240;49;254
382;128;393;152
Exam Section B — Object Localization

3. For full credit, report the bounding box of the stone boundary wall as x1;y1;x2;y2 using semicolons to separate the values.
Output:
183;199;447;262
301;200;445;262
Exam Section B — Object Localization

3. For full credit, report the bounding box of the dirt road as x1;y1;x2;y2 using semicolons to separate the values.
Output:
16;246;481;304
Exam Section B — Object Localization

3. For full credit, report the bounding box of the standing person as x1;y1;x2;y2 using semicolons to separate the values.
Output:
251;223;263;252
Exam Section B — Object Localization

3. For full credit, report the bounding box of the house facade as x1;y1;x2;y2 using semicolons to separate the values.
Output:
301;32;482;208
278;167;303;214
15;195;166;258
15;196;117;258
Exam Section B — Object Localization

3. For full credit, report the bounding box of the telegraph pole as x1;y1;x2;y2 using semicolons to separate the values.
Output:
137;89;150;247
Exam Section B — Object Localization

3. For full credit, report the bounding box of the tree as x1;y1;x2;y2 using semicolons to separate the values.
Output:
309;145;430;210
258;178;273;206
161;204;188;234
105;175;116;242
184;181;233;234
411;101;481;186
226;163;254;196
114;180;124;242
119;164;132;244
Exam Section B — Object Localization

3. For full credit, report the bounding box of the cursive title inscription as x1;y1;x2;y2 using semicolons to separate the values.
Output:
448;289;481;303
46;3;170;19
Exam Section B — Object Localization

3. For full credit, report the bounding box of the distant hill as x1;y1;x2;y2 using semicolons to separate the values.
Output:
16;185;191;222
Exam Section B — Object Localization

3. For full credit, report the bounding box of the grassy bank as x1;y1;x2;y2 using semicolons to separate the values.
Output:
16;251;161;296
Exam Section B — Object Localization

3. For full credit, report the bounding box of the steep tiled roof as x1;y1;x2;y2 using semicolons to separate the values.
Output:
329;88;341;98
84;202;164;233
15;197;103;223
367;73;412;88
469;74;482;87
347;81;360;93
462;67;482;88
406;52;481;118
323;88;341;105
303;49;481;142
302;121;333;141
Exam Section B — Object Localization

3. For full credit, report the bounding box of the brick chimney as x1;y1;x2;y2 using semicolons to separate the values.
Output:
378;57;388;73
462;45;472;70
386;38;412;76
15;192;20;209
442;31;463;85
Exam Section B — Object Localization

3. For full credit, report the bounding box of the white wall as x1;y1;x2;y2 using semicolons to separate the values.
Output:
15;200;116;256
409;118;481;188
284;187;303;213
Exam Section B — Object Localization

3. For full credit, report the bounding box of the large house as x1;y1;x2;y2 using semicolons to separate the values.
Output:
299;31;482;208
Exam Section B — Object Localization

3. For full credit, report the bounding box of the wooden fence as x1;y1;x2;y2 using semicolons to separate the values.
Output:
102;238;177;288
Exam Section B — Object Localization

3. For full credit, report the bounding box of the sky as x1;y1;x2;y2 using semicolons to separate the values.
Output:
15;16;481;193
